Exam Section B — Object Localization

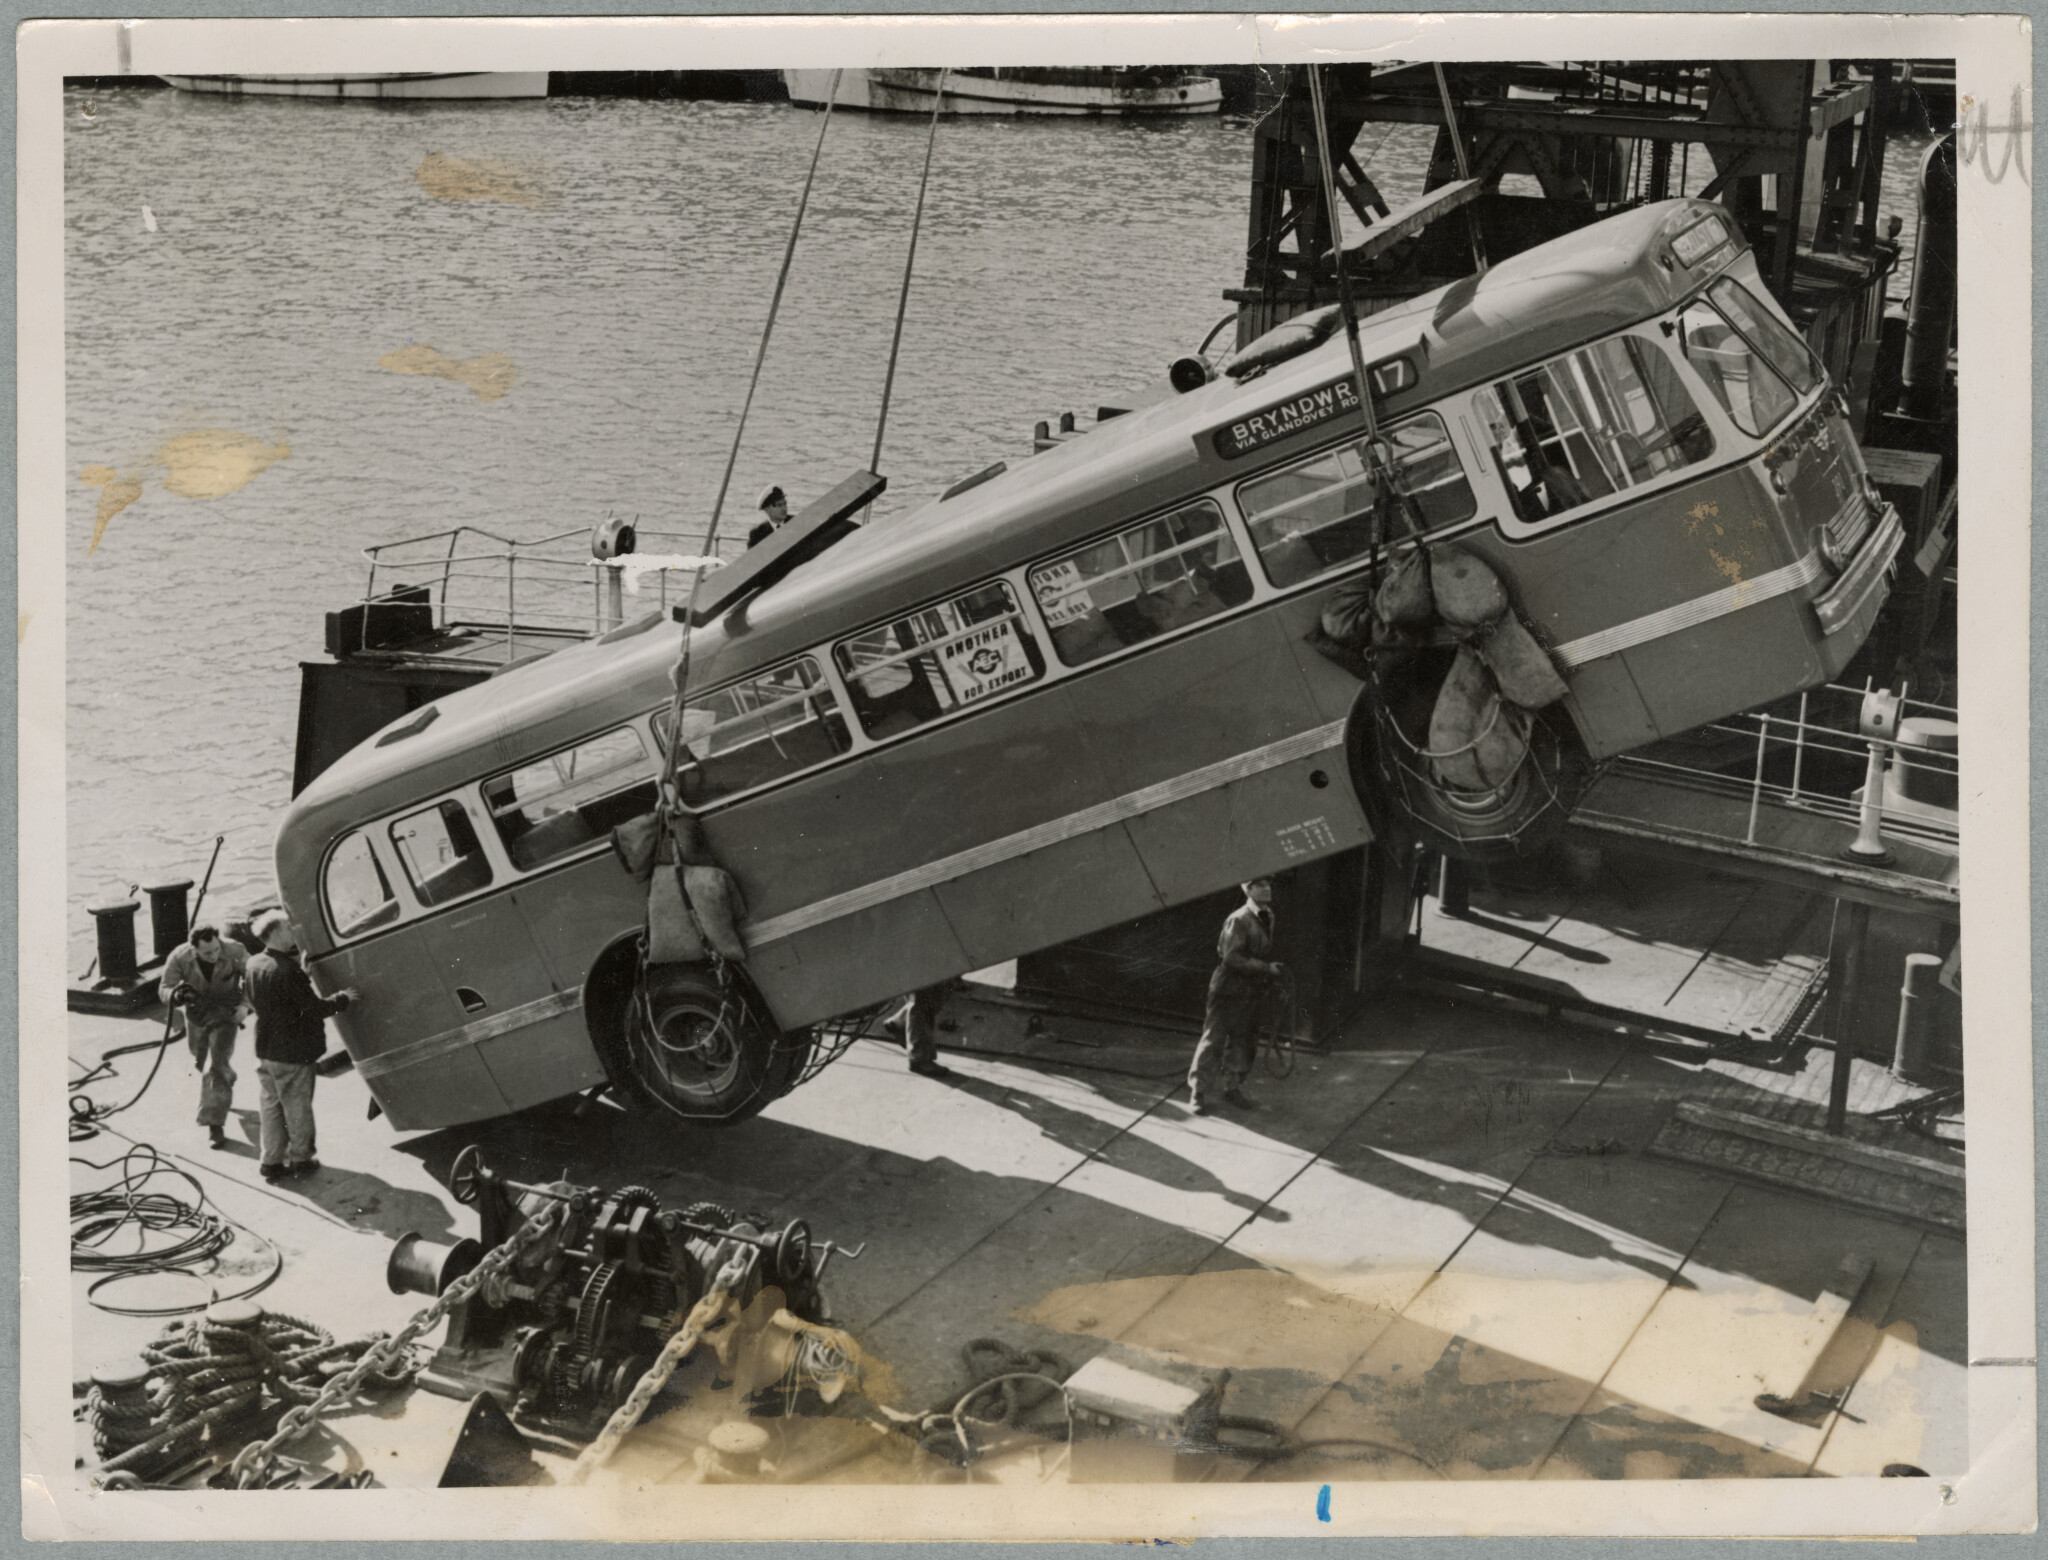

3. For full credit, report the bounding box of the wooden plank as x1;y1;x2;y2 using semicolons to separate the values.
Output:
1344;178;1482;265
685;469;884;626
1756;1251;1873;1407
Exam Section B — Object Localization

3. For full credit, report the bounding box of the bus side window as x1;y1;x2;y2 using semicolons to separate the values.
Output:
324;829;399;938
1236;414;1475;588
390;799;495;907
482;726;658;870
656;657;851;803
834;581;1046;740
1476;334;1716;524
1028;500;1250;666
1674;297;1796;438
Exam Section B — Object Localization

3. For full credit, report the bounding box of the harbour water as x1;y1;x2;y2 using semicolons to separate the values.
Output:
60;81;1937;957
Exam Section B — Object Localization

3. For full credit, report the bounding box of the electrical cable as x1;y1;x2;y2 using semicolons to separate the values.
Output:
70;1143;283;1317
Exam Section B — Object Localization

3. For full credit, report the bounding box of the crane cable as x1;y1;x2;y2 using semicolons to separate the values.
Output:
870;69;949;473
662;69;843;802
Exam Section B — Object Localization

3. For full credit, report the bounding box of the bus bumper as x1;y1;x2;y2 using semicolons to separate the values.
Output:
1813;504;1904;636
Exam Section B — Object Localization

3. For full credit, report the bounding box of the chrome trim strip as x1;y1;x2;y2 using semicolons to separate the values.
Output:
354;987;583;1079
1551;551;1827;670
743;719;1350;948
1813;506;1904;635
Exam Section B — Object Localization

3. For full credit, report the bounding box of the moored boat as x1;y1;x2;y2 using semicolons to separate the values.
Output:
157;72;550;100
782;66;1221;116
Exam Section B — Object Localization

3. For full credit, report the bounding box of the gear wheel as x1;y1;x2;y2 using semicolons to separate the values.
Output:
681;1202;742;1231
552;1261;621;1412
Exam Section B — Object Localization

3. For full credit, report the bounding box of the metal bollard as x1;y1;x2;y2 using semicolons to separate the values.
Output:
1892;952;1946;1084
1436;855;1470;919
143;879;195;961
89;901;142;984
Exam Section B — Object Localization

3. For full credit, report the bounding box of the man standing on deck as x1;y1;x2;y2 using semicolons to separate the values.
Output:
245;911;355;1183
159;922;248;1150
883;983;954;1080
1187;878;1285;1116
748;486;791;549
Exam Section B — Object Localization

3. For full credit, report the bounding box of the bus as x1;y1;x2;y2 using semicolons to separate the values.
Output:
275;198;1902;1132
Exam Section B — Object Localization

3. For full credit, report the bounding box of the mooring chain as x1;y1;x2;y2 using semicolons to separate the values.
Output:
224;1199;569;1490
566;1246;759;1484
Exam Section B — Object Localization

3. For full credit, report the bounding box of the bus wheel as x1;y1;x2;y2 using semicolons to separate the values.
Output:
1345;665;1597;864
615;964;781;1124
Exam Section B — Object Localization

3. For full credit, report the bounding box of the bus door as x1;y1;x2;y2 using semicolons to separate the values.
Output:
472;723;667;1102
385;794;578;1112
1026;496;1369;904
311;826;510;1130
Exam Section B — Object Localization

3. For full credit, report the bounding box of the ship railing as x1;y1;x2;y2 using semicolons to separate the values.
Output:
1600;682;1960;856
356;523;747;661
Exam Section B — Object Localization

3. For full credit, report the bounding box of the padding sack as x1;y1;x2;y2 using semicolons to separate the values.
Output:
646;865;706;965
1428;646;1528;792
683;865;749;962
1430;547;1509;631
1374;546;1436;629
1475;614;1569;709
610;813;662;883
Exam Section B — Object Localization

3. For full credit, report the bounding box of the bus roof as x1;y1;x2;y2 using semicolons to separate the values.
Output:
281;199;1740;873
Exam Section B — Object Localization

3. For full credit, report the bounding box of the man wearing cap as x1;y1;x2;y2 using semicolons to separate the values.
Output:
1187;878;1285;1115
244;912;355;1182
747;486;790;549
158;923;248;1150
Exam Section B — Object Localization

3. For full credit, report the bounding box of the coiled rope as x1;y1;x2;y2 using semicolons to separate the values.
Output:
70;1142;282;1316
87;1310;405;1480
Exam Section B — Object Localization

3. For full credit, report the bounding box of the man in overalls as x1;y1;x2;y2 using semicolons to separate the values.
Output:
1187;878;1284;1115
159;923;248;1149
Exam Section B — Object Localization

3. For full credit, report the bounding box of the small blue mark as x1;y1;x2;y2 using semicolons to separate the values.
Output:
1316;1485;1332;1523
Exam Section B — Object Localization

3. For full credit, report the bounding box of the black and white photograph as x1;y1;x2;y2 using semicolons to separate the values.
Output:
18;11;2034;1540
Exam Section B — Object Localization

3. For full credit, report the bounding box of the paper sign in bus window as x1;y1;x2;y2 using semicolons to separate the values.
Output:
938;618;1035;704
1031;559;1097;627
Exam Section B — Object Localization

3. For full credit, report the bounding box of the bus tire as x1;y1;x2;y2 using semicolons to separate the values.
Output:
1344;666;1596;865
586;947;781;1124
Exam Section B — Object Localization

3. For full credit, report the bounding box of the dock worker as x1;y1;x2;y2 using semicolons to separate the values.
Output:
747;485;791;549
158;922;248;1150
245;911;355;1183
1187;878;1286;1115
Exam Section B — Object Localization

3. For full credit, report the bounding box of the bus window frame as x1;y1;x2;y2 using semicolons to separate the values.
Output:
1462;326;1740;542
481;721;663;873
831;578;1051;741
321;827;401;940
1230;410;1477;588
652;653;854;807
1026;497;1262;670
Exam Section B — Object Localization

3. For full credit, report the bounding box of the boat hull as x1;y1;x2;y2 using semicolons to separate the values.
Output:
782;67;1222;116
158;72;550;100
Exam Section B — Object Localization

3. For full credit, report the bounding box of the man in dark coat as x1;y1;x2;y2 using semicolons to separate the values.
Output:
1187;878;1284;1115
245;911;354;1182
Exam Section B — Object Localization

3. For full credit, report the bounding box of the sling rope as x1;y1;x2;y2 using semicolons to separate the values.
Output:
662;68;842;802
870;68;949;473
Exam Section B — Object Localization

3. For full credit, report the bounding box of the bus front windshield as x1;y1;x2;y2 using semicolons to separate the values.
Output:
1673;279;1817;439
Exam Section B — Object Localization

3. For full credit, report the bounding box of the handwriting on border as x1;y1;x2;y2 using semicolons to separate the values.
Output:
1956;87;2030;186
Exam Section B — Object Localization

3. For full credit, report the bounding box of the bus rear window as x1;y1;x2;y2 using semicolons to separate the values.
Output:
483;726;658;870
390;799;494;907
834;581;1046;740
1029;500;1253;666
324;830;398;938
1675;294;1798;437
659;658;852;803
1474;335;1716;524
1236;414;1474;588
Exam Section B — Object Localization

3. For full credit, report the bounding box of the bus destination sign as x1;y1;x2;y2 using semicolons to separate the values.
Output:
1212;376;1362;460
